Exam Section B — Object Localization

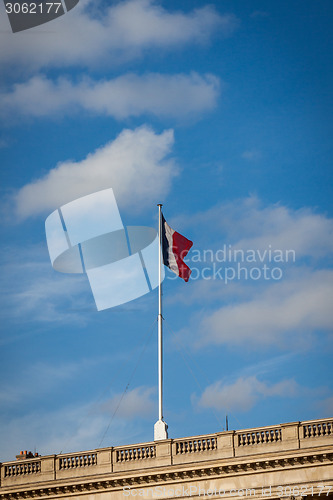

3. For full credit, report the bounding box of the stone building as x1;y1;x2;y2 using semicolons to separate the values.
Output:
0;418;332;500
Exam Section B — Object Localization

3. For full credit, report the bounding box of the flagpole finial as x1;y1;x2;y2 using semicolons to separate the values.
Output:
157;203;163;207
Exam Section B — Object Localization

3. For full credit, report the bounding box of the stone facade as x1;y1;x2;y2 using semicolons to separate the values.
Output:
0;418;332;499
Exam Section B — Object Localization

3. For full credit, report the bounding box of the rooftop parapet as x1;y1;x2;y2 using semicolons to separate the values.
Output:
1;417;332;488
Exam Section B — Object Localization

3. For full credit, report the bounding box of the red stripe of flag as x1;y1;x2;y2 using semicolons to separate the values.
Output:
161;213;193;282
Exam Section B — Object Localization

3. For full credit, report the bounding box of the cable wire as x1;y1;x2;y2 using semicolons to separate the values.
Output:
59;318;157;454
97;319;156;448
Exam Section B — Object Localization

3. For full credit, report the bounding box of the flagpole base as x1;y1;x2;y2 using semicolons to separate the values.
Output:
154;419;168;440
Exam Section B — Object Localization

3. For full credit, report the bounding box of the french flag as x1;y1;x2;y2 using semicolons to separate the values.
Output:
161;213;193;282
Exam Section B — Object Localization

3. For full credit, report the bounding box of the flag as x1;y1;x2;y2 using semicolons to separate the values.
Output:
161;213;193;282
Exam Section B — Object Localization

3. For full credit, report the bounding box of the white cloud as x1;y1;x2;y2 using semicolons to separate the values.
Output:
0;386;155;461
100;386;155;419
0;357;106;406
0;402;121;461
319;396;333;415
0;244;95;336
198;269;333;348
170;199;333;349
250;11;270;19
179;196;333;259
0;137;10;149
13;126;177;219
230;199;333;259
197;376;299;412
241;150;262;161
0;0;238;71
1;72;220;119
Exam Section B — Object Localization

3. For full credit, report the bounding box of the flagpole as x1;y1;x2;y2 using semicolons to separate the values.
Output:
154;204;168;441
158;203;163;422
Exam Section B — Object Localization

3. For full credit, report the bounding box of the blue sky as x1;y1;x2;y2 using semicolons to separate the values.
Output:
0;0;332;461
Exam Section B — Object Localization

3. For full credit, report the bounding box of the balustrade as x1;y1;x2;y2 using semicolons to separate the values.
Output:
303;419;332;438
116;446;155;462
237;428;281;446
175;437;217;454
59;453;97;470
4;461;40;477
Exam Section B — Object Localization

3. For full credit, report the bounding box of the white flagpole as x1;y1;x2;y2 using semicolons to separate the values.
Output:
154;204;168;441
158;204;163;422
